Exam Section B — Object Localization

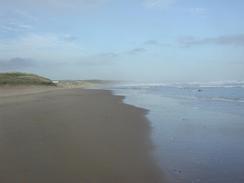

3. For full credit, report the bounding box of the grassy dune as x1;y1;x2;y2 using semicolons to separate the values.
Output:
0;72;55;86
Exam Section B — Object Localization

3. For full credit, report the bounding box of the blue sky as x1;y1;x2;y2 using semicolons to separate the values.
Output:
0;0;244;82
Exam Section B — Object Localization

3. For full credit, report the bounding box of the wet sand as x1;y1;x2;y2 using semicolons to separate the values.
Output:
0;88;163;183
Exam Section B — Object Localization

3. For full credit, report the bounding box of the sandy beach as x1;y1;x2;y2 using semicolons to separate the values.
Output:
0;88;164;183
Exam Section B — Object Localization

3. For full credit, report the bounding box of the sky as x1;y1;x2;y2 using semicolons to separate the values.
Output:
0;0;244;82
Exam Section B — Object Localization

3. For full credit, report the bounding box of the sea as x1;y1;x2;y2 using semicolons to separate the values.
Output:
106;81;244;183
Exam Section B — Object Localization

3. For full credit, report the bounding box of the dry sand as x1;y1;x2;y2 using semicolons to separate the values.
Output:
0;88;164;183
0;85;59;97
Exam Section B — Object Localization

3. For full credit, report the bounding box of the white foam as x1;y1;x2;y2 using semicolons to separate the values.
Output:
114;81;244;88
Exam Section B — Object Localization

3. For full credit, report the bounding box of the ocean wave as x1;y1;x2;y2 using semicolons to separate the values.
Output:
157;94;244;103
112;83;244;103
113;81;244;89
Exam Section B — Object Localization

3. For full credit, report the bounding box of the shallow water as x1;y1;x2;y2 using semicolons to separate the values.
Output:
111;84;244;183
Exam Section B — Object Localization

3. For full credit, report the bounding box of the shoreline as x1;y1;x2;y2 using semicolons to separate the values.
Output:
0;88;164;183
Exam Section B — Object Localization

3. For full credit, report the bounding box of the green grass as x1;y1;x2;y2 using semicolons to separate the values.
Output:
0;72;56;86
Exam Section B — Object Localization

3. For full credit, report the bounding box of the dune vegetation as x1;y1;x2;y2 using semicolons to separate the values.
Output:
0;72;55;86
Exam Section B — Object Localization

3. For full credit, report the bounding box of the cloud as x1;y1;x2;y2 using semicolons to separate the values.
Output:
0;33;120;68
75;52;119;65
0;9;37;35
143;0;175;9
0;33;84;61
178;34;244;47
98;52;119;58
13;10;38;21
127;48;147;55
2;0;108;12
144;39;171;47
144;40;161;46
0;22;33;33
0;57;35;70
0;32;152;69
62;34;79;42
189;8;207;16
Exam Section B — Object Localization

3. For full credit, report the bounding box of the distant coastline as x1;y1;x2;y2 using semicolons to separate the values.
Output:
0;72;116;97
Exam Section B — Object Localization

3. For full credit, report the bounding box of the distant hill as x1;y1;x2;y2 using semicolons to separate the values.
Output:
0;72;55;86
